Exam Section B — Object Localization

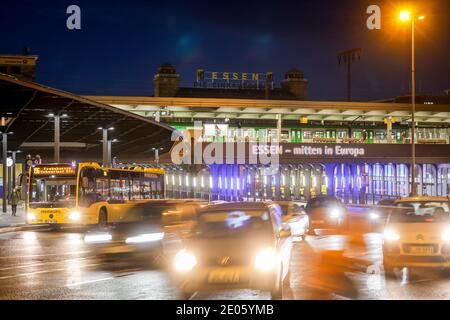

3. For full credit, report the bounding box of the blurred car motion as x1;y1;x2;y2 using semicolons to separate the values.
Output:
366;198;399;231
383;196;450;275
172;202;293;299
276;201;310;240
84;199;206;265
304;196;348;235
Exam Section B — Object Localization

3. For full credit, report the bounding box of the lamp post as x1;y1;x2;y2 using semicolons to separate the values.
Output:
98;126;114;167
48;113;68;163
399;11;425;197
152;147;163;164
1;131;14;213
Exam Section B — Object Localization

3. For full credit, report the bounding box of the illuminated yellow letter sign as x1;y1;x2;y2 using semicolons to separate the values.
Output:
223;72;230;80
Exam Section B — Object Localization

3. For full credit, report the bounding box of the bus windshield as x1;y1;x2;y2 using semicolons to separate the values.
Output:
29;176;77;208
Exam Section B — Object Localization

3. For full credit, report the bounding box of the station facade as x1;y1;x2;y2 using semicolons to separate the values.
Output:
89;64;450;204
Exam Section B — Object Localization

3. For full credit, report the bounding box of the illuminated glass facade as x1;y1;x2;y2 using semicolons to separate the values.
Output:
162;163;450;204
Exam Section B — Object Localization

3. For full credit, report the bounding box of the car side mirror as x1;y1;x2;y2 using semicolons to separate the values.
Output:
279;225;291;238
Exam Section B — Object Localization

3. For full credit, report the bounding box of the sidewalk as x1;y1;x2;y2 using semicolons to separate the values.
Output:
0;205;42;233
0;205;26;227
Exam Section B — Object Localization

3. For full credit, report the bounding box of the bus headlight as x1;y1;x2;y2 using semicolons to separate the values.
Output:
125;232;164;244
84;233;112;243
68;211;81;221
174;249;197;272
27;213;36;220
254;248;277;271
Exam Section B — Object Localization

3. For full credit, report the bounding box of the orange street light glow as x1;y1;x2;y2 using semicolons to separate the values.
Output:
418;15;425;20
399;11;411;21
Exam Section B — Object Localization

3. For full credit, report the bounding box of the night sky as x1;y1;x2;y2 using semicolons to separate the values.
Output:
1;0;449;101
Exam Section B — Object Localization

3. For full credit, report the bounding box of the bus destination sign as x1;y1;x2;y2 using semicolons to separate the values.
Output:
33;166;76;176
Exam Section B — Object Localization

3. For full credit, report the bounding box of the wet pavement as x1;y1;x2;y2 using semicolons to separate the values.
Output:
1;228;450;300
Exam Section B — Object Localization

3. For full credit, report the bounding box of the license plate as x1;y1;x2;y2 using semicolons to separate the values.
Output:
409;246;434;254
312;220;325;224
45;220;57;224
208;270;240;284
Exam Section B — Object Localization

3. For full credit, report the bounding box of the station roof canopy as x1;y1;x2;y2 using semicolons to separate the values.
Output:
86;96;450;124
0;74;176;162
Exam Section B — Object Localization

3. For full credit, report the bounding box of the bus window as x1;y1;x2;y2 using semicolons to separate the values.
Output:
131;172;142;200
109;170;128;202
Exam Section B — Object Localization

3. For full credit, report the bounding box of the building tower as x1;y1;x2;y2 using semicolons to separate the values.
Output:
153;63;181;97
281;68;308;100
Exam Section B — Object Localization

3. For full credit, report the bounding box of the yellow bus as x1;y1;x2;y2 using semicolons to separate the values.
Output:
26;162;165;228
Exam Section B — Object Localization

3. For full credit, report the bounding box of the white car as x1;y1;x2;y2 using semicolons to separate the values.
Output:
383;196;450;275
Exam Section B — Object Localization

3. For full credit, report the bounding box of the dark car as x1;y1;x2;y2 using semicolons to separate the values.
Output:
304;196;348;234
172;202;293;299
84;199;207;265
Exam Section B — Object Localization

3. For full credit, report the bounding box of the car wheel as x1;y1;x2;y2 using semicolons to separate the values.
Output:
270;269;283;300
98;209;108;228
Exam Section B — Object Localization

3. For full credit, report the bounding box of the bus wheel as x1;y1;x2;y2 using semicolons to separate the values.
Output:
98;209;108;228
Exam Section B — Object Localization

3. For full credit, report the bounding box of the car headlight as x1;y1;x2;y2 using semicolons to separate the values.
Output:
125;232;164;244
27;213;36;220
174;249;197;272
329;208;342;219
369;211;380;221
68;211;81;221
441;230;450;242
84;233;112;243
254;248;277;271
384;229;400;241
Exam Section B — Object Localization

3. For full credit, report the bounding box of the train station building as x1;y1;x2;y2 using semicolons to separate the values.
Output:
86;64;450;204
1;57;449;204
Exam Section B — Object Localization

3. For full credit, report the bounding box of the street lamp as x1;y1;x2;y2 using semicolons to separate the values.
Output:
98;126;115;167
399;10;425;197
152;147;164;164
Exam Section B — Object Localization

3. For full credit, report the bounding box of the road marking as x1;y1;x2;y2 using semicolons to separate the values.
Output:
0;263;103;280
67;277;114;288
401;278;436;285
188;292;198;300
0;251;90;260
0;257;89;271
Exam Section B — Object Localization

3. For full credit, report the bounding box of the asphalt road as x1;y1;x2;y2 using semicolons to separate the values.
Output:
1;228;450;300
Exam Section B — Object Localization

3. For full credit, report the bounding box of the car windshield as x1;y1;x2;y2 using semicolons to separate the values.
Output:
390;201;450;223
29;176;77;208
279;203;303;215
193;210;273;239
